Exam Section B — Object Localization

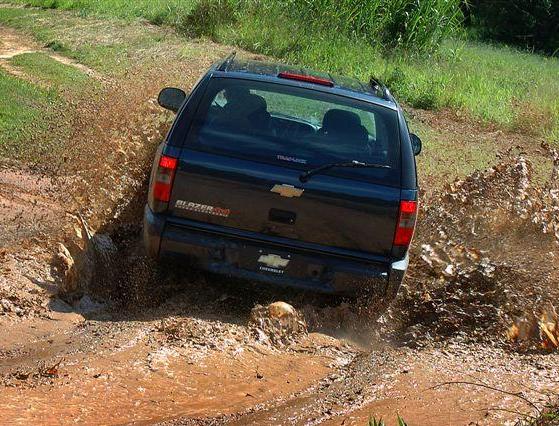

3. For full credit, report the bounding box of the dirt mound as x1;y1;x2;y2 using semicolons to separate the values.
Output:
395;147;559;344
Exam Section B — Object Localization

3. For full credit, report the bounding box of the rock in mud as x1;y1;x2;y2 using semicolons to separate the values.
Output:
249;302;307;347
75;295;105;314
55;243;79;295
55;232;117;298
508;303;559;351
268;301;296;319
1;298;14;313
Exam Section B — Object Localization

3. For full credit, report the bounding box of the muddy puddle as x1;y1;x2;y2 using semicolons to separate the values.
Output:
0;333;337;424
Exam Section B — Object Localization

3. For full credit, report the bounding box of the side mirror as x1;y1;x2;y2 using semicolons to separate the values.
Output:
158;87;187;113
410;133;422;156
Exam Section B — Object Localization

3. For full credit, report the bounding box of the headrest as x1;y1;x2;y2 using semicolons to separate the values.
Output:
228;93;268;117
322;109;362;134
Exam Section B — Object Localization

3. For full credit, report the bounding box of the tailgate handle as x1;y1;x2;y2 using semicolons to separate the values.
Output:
269;208;296;225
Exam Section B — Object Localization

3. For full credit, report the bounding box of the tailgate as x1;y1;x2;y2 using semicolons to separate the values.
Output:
168;150;399;257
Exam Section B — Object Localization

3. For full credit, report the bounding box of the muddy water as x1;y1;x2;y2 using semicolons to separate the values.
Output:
0;336;334;424
221;344;559;426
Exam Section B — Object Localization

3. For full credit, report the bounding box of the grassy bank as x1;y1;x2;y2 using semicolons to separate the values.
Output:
3;52;97;159
4;0;559;143
0;69;62;161
220;11;559;137
0;5;229;169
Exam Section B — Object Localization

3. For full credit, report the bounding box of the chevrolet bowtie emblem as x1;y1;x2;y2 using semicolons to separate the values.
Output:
258;254;290;268
271;184;304;198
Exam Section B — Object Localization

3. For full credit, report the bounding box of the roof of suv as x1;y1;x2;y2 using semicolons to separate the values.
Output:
210;54;397;110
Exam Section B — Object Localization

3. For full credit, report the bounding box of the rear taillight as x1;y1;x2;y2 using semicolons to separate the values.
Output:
152;154;178;207
393;200;418;247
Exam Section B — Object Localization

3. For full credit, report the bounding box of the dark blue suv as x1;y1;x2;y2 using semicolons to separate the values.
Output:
144;54;421;304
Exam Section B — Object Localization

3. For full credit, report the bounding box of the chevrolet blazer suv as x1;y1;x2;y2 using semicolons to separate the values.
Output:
144;54;421;305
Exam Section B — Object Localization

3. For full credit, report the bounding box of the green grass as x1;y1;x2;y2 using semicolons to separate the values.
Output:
3;0;558;143
369;415;408;426
517;402;559;426
412;120;497;182
0;20;93;162
4;0;198;24
9;52;91;90
10;0;462;52
0;8;127;74
0;5;219;76
0;5;222;167
0;69;60;160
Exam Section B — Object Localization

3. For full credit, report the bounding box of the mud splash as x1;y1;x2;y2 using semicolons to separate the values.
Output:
0;168;63;248
394;147;559;345
508;303;559;352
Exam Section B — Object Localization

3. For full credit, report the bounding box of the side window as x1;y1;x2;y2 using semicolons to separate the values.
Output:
359;111;376;139
211;90;227;107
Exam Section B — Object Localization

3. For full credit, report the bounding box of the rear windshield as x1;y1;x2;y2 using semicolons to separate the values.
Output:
185;77;401;185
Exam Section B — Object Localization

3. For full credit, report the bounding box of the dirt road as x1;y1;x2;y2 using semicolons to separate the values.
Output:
1;20;558;426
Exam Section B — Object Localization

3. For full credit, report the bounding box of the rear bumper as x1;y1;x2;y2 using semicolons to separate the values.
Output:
144;206;407;295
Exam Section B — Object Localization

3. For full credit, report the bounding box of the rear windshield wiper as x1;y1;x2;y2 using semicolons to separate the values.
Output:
299;160;390;183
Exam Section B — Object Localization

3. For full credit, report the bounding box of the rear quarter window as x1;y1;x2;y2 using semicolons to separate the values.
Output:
185;77;401;185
